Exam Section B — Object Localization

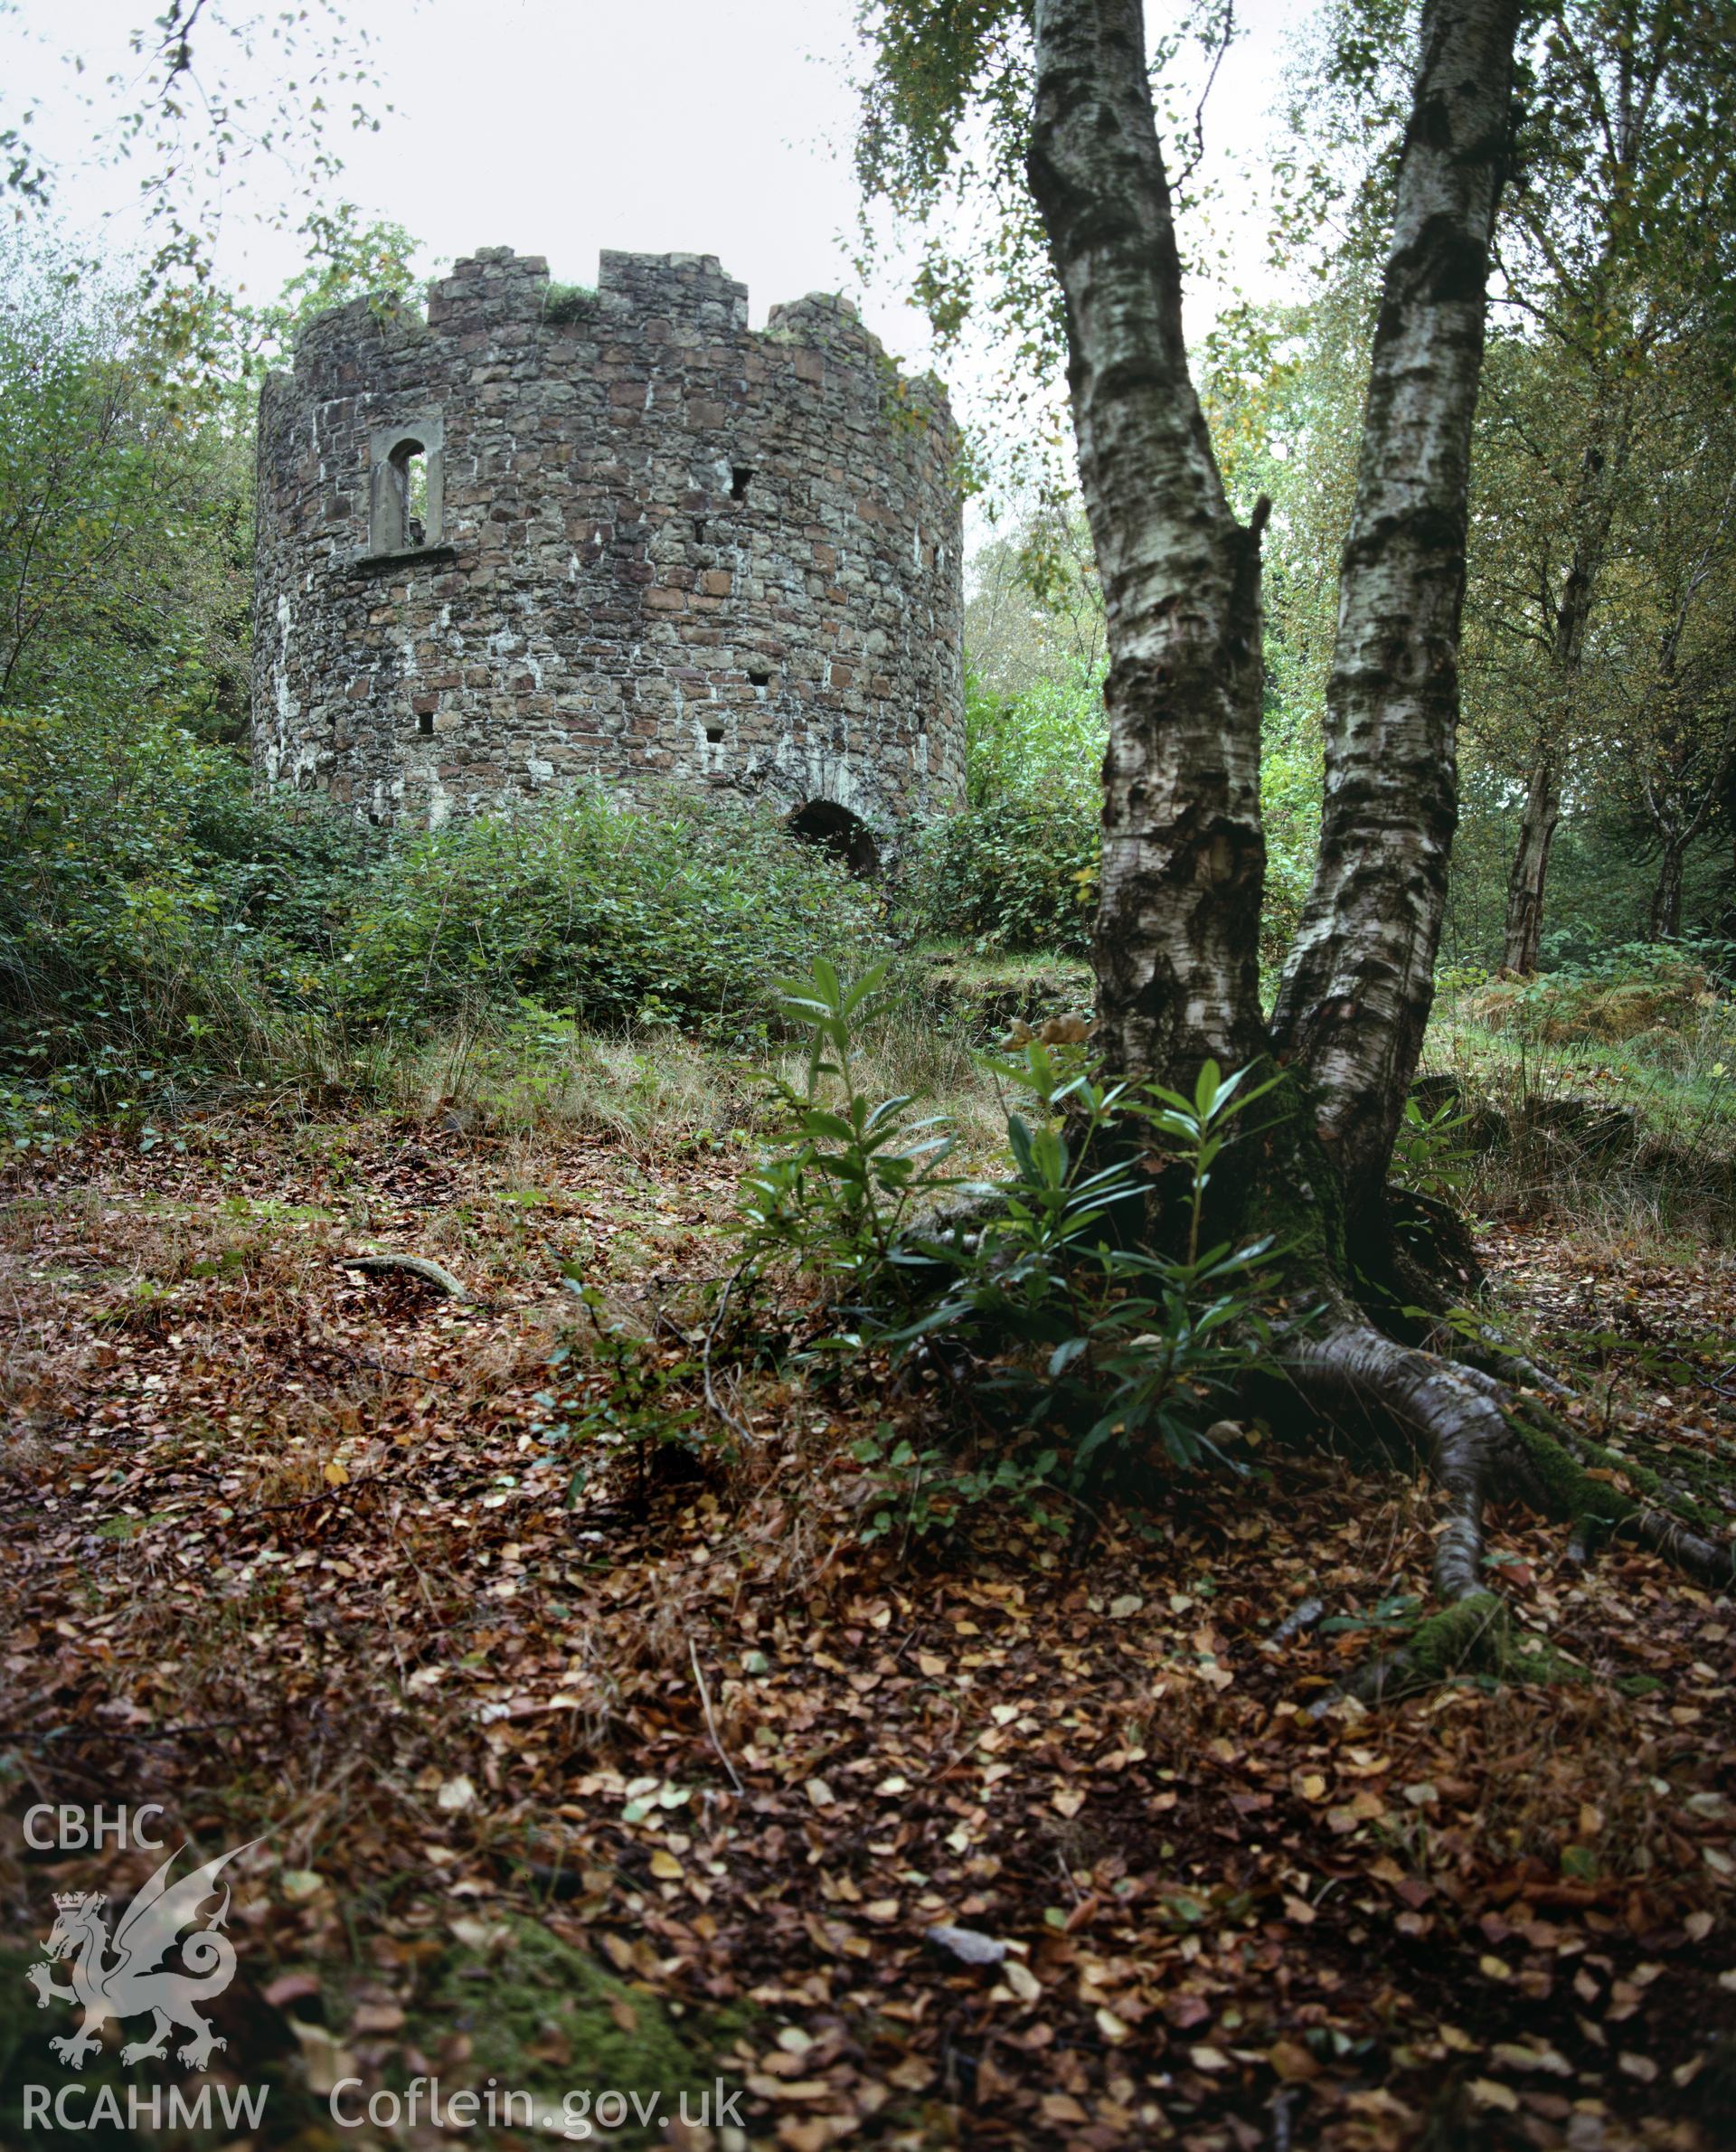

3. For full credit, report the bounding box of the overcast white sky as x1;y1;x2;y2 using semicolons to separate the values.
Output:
5;0;1310;518
6;0;1306;345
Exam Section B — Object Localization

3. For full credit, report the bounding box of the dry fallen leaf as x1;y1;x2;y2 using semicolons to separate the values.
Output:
288;2020;356;2095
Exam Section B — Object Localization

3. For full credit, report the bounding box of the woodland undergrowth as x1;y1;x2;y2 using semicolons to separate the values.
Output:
716;964;1736;1711
3;1042;1732;2147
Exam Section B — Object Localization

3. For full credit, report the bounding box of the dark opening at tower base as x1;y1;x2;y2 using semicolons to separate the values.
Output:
788;800;880;876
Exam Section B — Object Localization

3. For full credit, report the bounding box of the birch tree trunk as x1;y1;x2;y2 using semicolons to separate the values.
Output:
1026;0;1269;1089
904;0;1732;1643
1029;0;1519;1235
1269;0;1520;1232
1501;754;1561;973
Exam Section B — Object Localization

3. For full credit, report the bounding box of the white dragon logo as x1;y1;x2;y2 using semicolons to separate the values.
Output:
25;1840;259;2072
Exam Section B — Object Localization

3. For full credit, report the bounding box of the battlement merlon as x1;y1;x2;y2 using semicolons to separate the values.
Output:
596;250;750;332
278;249;952;427
279;288;430;387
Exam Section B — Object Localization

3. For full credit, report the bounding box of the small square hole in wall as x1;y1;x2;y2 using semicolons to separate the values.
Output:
731;466;753;502
749;670;772;689
705;725;725;744
417;712;435;736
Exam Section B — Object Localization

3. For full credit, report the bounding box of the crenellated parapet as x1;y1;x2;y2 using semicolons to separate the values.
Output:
251;246;965;852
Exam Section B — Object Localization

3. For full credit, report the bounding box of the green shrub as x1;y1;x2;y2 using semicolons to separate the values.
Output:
1464;941;1729;1045
0;705;363;1110
901;794;1099;956
732;960;1282;1542
337;791;887;1047
962;673;1106;812
0;705;892;1116
895;672;1102;956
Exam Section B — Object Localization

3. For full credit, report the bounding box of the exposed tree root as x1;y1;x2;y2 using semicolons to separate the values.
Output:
1364;1209;1572;1398
934;1116;1730;1702
1274;1297;1734;1707
1504;1412;1735;1588
1281;1317;1510;1603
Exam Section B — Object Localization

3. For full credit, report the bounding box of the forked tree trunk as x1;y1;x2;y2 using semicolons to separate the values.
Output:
1023;0;1731;1633
1269;0;1520;1232
1033;0;1515;1188
1028;0;1517;1606
1501;754;1561;973
1026;0;1268;1087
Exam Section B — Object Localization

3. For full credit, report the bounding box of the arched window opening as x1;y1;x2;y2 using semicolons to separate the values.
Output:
788;799;879;877
367;414;444;557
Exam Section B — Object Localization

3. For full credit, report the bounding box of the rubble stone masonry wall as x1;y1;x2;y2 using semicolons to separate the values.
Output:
251;248;965;850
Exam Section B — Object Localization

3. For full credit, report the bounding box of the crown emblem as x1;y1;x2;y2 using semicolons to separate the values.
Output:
51;1891;102;1911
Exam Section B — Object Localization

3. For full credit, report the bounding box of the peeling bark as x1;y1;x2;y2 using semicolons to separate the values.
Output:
1270;0;1521;1228
1027;0;1268;1086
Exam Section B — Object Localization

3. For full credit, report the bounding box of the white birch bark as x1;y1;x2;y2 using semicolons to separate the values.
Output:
1027;0;1269;1086
1271;0;1521;1222
1014;0;1730;1618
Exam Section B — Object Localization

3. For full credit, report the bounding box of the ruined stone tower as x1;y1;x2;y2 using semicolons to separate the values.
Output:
251;247;965;861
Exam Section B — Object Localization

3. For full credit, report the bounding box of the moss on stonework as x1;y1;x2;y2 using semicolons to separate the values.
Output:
405;1917;719;2146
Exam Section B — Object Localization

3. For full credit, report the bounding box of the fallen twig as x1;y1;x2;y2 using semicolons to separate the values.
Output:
689;1638;745;1796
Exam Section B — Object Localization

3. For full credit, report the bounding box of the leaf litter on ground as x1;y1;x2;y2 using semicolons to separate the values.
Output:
0;1106;1732;2148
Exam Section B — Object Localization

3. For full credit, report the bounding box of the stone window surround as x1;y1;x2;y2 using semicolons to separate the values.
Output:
367;412;445;556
